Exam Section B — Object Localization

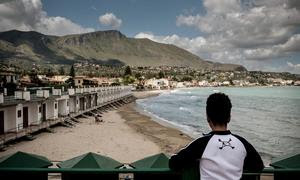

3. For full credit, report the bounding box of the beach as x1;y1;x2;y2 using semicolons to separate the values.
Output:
0;90;191;163
0;90;274;179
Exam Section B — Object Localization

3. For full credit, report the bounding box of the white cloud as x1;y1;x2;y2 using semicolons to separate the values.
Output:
287;61;300;68
137;0;300;73
175;0;300;60
203;0;241;14
0;0;94;36
98;13;122;29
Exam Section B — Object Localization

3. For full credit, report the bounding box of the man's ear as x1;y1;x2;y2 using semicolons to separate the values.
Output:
227;116;231;123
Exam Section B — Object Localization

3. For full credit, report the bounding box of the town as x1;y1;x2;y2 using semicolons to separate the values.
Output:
1;63;300;95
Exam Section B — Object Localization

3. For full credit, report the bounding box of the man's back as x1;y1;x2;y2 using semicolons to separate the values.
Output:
169;131;264;180
169;93;264;180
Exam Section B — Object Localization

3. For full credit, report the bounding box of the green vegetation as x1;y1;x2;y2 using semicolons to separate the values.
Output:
0;30;246;71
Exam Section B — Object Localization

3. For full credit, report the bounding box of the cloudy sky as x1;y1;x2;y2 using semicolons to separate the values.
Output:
0;0;300;73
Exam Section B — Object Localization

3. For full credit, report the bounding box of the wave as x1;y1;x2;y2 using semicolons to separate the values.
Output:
190;96;198;99
179;106;192;113
138;107;199;137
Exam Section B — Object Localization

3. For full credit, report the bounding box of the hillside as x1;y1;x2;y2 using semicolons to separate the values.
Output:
0;30;246;71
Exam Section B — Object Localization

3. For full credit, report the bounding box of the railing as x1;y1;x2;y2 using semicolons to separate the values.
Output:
0;167;299;179
0;117;63;141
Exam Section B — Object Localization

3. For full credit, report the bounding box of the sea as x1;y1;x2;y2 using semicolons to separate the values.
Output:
136;86;300;165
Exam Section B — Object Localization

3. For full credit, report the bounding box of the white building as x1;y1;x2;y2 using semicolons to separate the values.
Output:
145;78;170;89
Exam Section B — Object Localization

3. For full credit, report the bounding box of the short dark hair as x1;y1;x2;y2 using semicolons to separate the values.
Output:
206;93;232;125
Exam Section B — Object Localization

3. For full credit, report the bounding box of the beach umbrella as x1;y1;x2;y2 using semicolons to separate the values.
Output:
270;153;300;180
130;153;184;180
130;153;170;169
270;153;300;169
0;151;52;168
57;152;122;169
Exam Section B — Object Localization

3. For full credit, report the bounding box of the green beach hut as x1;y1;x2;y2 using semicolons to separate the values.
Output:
270;153;300;180
57;152;122;180
0;151;52;180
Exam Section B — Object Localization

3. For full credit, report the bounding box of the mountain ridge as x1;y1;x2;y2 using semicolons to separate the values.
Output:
0;30;247;71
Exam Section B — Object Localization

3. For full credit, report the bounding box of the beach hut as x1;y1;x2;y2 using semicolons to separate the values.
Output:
270;153;300;180
0;151;52;180
130;153;181;180
57;152;122;180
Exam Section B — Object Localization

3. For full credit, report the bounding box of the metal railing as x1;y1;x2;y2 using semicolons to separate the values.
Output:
0;167;299;179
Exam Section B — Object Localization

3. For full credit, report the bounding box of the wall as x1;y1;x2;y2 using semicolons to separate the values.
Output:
0;106;16;132
15;104;23;130
46;100;58;120
24;102;41;125
58;99;69;116
69;96;79;113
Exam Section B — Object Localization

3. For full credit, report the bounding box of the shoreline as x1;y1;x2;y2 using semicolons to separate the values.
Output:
120;90;193;155
118;102;192;155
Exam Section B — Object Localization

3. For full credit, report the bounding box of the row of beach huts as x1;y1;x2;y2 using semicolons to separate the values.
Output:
0;86;133;148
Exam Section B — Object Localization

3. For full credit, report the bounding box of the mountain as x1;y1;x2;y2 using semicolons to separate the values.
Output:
0;30;246;71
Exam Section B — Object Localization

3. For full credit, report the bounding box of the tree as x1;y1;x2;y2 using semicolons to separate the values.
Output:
69;65;75;87
124;66;132;76
158;71;165;79
59;66;65;75
135;72;142;79
46;68;54;77
123;75;135;85
69;65;75;77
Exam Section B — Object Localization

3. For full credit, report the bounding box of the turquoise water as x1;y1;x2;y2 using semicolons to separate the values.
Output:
136;87;300;164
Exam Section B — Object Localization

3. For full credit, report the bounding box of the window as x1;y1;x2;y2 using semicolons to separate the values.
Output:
39;106;42;113
55;103;57;109
77;100;79;104
67;101;69;106
17;110;22;118
78;80;81;83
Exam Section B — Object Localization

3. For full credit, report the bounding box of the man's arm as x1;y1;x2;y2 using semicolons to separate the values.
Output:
233;134;264;171
169;136;211;171
243;142;264;172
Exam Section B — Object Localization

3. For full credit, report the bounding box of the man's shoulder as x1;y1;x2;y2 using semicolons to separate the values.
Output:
231;133;256;151
186;133;214;149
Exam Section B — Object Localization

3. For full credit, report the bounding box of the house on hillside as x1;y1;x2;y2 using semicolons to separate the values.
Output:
144;78;170;89
74;76;85;88
49;75;71;85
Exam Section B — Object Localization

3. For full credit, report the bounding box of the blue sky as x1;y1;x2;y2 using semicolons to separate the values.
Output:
0;0;300;73
43;0;205;37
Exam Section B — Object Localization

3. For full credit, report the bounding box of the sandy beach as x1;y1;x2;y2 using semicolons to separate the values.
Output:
0;90;191;164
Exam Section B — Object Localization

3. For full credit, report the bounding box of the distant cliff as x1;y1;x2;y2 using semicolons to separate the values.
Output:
0;30;246;71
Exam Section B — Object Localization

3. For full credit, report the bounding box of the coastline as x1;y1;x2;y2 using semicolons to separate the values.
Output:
120;90;193;155
118;101;192;155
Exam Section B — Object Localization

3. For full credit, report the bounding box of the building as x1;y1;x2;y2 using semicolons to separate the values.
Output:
74;76;85;88
145;78;170;89
0;71;20;87
0;85;133;145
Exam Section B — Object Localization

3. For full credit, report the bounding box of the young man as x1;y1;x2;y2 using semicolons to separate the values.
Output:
169;93;264;180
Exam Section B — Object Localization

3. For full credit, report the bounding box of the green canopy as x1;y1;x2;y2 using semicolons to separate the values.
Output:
57;152;122;169
270;153;300;169
131;153;170;169
0;151;52;168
